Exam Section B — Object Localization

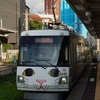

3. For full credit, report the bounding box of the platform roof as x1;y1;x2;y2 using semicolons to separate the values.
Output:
0;27;16;34
66;0;100;38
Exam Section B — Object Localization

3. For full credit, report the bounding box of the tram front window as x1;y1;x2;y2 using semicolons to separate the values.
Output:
18;36;69;66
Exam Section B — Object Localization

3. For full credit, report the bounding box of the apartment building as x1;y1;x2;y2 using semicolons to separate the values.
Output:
44;0;60;20
0;0;26;46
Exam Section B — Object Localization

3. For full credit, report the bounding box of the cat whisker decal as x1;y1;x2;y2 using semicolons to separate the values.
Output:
23;76;29;81
22;76;29;84
55;81;59;84
54;77;61;81
54;77;62;84
24;80;28;83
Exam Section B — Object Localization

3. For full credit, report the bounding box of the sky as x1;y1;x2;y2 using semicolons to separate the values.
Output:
26;0;44;14
26;0;87;38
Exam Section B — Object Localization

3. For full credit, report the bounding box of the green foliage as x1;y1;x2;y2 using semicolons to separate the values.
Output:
29;19;43;30
3;44;12;52
0;74;24;100
85;49;91;56
90;47;93;55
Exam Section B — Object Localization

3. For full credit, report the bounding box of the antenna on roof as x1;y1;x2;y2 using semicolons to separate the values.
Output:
52;0;57;24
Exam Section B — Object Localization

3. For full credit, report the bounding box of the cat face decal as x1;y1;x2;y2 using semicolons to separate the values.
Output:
22;68;68;90
22;68;61;77
22;68;35;76
48;69;61;77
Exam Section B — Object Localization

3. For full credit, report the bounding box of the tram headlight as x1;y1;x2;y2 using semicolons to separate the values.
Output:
18;76;24;83
59;77;67;84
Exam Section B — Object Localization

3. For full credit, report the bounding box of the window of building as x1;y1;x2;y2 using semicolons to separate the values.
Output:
46;0;48;5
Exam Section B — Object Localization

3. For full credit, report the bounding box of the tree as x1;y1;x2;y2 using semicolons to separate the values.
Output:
29;19;43;30
3;44;12;52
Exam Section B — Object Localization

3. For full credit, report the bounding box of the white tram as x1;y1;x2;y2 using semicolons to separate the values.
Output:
16;24;90;95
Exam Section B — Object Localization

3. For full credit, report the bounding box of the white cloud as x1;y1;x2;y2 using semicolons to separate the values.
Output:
26;0;44;14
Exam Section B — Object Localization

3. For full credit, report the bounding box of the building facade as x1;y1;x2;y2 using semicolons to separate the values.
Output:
60;0;87;38
0;0;27;60
44;0;60;20
44;0;87;38
44;0;55;14
0;0;26;46
87;32;96;48
25;5;30;30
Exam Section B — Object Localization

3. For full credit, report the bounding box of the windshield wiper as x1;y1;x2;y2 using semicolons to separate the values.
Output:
22;60;47;69
40;60;58;69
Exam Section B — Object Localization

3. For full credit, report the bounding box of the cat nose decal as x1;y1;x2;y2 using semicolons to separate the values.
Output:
36;79;47;90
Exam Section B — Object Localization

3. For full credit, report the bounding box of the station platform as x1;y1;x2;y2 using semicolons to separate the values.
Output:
66;61;98;100
94;62;100;100
0;62;17;75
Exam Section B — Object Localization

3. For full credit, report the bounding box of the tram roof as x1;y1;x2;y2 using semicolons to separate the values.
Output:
20;29;81;37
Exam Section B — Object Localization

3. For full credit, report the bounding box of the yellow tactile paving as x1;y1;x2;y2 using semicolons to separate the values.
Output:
94;62;100;100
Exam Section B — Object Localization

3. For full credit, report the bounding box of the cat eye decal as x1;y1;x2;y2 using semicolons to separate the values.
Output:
48;69;61;77
22;68;35;76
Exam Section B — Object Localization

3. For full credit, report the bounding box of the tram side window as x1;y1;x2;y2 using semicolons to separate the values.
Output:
76;45;81;62
76;44;84;62
65;47;68;61
70;44;74;64
58;46;68;65
70;43;77;64
76;45;80;62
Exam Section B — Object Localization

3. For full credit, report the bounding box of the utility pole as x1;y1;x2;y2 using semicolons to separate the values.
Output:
19;18;21;36
16;1;17;45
